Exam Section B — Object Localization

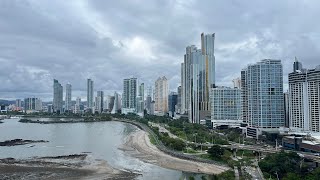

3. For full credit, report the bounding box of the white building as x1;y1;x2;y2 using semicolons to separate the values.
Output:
289;60;320;132
122;78;137;113
74;97;81;114
210;87;242;128
24;97;42;113
154;76;169;115
15;99;22;108
241;59;284;129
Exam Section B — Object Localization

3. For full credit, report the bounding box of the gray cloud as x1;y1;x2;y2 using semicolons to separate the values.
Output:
1;0;320;101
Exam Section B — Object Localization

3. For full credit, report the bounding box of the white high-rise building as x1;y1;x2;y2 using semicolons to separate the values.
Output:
241;59;284;129
289;60;320;132
24;97;42;113
154;76;169;115
181;33;216;123
65;83;72;112
53;79;63;113
96;91;104;113
87;79;94;110
74;97;81;114
122;78;137;114
137;83;145;115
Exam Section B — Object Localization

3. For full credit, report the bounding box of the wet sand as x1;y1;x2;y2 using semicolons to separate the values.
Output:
119;130;230;175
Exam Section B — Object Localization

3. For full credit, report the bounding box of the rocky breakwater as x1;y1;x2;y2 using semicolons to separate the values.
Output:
0;139;48;147
19;117;112;124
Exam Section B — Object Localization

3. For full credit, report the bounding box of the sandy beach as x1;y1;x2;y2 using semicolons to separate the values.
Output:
119;129;230;175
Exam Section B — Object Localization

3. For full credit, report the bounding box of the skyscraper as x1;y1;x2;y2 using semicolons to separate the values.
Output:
181;33;216;123
284;92;289;128
96;91;104;113
241;59;284;128
176;86;182;114
289;60;320;132
87;79;94;110
154;76;169;115
136;83;145;114
181;62;186;114
168;92;178;117
16;99;22;108
53;79;63;113
122;78;137;114
145;86;152;114
111;92;121;114
74;97;81;114
65;83;72;112
139;83;145;99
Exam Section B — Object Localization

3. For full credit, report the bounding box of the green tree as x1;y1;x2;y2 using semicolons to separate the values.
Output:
208;145;224;159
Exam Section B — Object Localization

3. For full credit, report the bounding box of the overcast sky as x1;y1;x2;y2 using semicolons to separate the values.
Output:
1;0;320;101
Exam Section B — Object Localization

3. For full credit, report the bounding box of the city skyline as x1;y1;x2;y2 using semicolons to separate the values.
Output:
1;1;320;100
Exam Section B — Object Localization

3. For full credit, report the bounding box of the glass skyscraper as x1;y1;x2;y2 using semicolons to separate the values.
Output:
87;79;94;109
65;83;72;112
53;79;63;113
181;33;215;123
241;59;284;128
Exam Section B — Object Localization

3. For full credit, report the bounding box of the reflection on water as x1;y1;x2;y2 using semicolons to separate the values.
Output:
0;118;207;180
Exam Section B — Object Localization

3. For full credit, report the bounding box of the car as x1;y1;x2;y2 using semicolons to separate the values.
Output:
314;153;320;156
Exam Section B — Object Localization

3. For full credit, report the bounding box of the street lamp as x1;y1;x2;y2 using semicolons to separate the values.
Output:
275;171;279;180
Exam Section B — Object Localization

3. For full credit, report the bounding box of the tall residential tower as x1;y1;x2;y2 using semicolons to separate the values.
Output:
289;60;320;132
122;78;137;114
65;83;72;112
53;79;63;113
96;91;104;113
154;76;169;115
87;79;94;110
241;59;284;128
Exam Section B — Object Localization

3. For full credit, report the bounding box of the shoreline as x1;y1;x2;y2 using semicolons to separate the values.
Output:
119;129;230;175
0;154;138;180
11;117;230;175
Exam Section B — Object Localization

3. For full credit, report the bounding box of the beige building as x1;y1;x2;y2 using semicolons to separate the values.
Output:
154;76;169;115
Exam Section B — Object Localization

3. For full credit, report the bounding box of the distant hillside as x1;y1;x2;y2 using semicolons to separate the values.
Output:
0;99;15;105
